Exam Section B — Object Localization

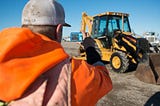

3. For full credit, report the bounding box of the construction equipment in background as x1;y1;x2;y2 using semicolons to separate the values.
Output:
143;32;160;47
142;32;160;53
75;12;160;84
70;32;83;42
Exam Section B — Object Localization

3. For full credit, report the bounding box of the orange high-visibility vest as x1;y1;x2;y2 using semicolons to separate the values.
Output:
71;59;112;106
0;28;112;106
0;28;69;102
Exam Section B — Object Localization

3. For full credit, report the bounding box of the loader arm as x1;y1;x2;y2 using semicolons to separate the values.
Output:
80;12;93;39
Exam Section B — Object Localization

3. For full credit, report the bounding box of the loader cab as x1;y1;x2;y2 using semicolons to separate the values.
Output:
91;12;131;48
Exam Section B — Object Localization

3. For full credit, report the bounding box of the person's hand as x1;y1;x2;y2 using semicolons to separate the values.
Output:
82;37;101;65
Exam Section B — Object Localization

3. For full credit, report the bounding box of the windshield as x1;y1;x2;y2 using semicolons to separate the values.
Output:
108;16;131;35
92;16;107;38
91;15;131;38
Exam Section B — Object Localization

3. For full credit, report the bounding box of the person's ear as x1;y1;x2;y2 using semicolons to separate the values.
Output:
56;24;63;42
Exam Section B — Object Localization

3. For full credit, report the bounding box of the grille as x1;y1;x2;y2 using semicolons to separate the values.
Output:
147;37;154;42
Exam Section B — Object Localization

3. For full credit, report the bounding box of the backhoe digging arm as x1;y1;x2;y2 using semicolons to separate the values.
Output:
80;12;93;39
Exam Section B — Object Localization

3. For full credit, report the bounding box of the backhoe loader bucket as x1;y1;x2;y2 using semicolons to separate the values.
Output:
135;53;160;85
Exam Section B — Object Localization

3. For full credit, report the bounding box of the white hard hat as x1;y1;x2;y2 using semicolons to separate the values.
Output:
22;0;70;27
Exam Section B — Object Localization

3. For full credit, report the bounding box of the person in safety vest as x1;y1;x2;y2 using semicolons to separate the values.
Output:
0;0;112;106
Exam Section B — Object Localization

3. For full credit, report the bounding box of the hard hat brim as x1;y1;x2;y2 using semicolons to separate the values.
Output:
63;23;71;27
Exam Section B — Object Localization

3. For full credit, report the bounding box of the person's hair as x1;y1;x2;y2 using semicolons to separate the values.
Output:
22;25;57;40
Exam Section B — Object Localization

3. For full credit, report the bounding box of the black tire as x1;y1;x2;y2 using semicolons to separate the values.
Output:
110;51;129;73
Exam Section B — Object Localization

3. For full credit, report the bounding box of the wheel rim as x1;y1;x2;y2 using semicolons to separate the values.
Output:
112;56;121;69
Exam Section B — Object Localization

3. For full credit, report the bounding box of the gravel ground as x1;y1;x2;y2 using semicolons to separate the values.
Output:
61;41;160;106
97;71;160;106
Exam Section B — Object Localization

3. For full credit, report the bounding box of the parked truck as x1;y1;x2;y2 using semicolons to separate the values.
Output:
143;32;160;47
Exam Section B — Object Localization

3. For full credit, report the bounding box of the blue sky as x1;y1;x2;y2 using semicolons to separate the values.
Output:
0;0;160;36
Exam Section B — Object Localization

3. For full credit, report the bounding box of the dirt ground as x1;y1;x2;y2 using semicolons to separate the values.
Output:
61;41;160;106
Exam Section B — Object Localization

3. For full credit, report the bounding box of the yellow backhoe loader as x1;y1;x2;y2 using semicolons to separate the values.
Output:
76;12;160;84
